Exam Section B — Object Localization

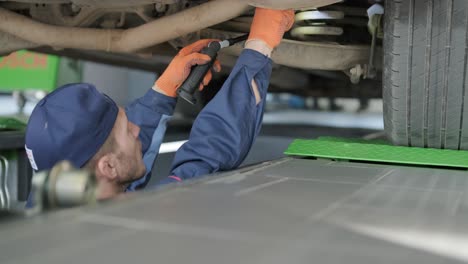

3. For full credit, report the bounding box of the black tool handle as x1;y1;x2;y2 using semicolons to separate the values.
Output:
177;42;221;105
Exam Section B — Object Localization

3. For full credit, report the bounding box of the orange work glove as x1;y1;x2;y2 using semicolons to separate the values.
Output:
247;8;295;49
155;39;222;97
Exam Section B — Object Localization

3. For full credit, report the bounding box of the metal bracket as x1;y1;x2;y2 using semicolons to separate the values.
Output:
348;64;365;84
366;4;384;79
26;161;97;216
0;155;10;210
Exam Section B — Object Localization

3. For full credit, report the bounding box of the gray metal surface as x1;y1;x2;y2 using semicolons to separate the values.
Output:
0;155;9;209
1;158;468;263
0;154;23;210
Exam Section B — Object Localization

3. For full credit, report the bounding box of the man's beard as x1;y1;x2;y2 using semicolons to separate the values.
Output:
116;154;145;186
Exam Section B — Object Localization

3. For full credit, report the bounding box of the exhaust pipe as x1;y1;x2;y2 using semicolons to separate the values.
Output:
0;0;250;53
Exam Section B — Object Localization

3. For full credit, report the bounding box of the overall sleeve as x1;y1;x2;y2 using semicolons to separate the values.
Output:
159;49;272;185
125;89;176;190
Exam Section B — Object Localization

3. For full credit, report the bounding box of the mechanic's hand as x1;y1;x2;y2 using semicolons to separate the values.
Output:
154;39;222;97
247;8;295;49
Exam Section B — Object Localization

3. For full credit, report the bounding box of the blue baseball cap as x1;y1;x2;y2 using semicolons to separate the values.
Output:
25;83;119;171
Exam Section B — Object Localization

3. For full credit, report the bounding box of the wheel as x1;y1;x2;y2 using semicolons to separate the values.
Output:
383;0;468;149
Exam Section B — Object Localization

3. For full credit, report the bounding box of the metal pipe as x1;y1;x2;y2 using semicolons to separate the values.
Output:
0;0;250;53
0;32;38;56
0;8;124;52
119;1;249;52
201;29;382;71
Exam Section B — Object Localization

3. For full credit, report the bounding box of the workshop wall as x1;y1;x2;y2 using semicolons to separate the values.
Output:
82;61;156;106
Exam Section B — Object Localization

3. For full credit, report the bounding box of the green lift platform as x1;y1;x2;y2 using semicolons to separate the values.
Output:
285;137;468;169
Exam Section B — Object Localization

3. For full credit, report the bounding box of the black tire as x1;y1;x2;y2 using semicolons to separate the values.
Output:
383;0;468;149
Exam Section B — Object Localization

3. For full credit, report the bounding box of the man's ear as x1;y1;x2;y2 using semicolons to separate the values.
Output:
96;154;118;182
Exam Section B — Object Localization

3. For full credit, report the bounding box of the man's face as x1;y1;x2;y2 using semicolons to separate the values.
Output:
112;108;146;184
